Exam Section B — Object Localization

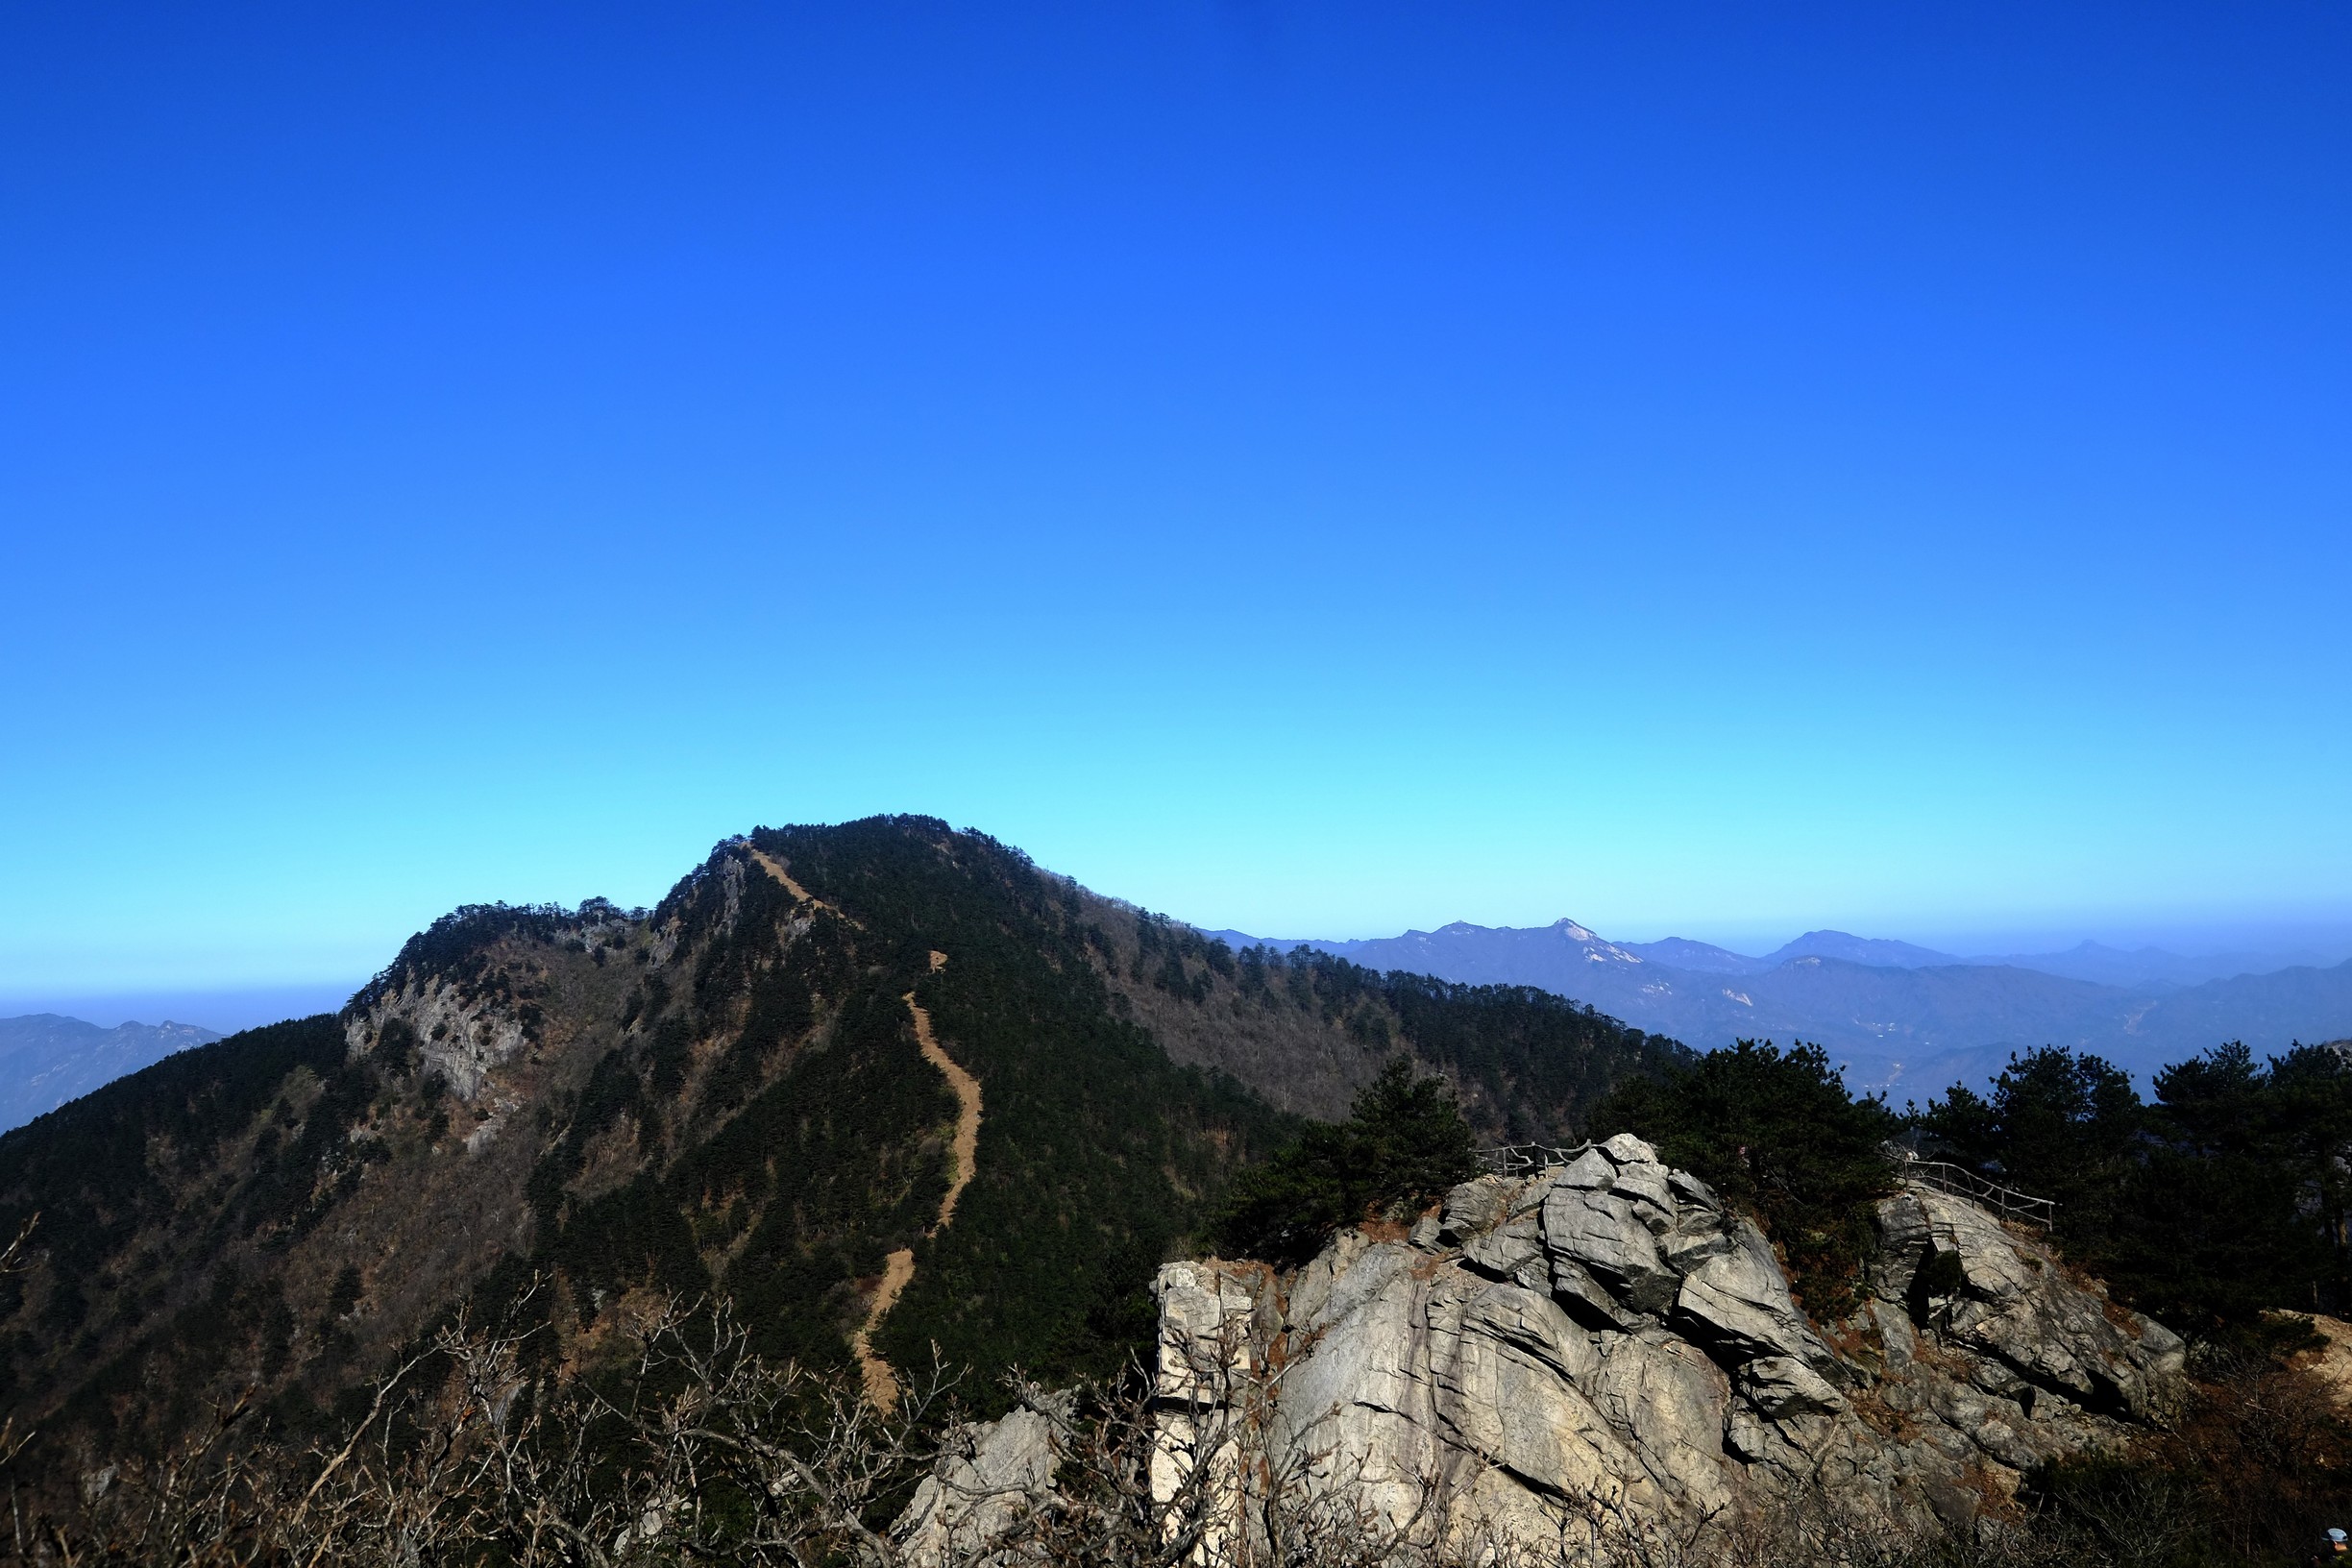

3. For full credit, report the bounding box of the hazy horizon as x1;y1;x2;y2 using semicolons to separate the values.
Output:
12;886;2351;1041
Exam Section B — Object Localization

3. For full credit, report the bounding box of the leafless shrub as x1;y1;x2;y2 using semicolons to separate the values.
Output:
9;1275;2296;1568
7;1283;959;1567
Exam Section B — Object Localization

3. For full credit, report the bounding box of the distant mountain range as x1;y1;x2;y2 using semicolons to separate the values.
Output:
1599;929;2328;992
0;1014;221;1133
1204;919;2352;1097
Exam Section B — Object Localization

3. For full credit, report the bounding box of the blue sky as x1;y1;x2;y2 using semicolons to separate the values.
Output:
5;1;2350;1009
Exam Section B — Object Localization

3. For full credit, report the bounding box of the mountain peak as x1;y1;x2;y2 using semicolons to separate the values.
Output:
1766;930;1959;969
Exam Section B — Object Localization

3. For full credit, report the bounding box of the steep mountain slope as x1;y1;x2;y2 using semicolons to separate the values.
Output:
1090;901;1678;1135
0;818;1675;1483
0;1014;220;1133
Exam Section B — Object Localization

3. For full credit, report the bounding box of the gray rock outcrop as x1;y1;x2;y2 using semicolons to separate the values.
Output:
894;1391;1071;1566
346;977;528;1103
1146;1139;2182;1555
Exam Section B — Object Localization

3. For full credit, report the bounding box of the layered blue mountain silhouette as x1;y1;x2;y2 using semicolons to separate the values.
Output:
1205;919;2352;1096
0;1015;221;1134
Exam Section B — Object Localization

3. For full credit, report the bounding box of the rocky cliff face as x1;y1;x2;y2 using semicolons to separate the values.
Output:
1146;1135;2184;1555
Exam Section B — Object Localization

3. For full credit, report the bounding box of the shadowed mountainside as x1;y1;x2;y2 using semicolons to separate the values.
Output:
0;818;1677;1485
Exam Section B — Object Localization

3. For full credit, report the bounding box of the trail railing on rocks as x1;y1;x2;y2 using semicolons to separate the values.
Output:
1886;1147;2057;1229
1477;1142;1591;1177
1479;1142;2058;1231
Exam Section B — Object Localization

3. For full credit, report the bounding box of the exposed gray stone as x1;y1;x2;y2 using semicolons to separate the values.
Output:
1505;1169;1561;1218
1670;1218;1825;1370
1601;1132;1662;1165
1876;1188;2185;1420
1461;1214;1543;1282
1551;1254;1639;1330
347;977;527;1102
1557;1147;1617;1191
1725;1405;1774;1461
1605;1159;1678;1233
1589;1331;1736;1511
1872;1190;1935;1302
1660;1210;1737;1273
1096;1160;2192;1564
1669;1168;1723;1211
1870;1298;1919;1376
1737;1355;1845;1419
895;1392;1069;1566
1433;1283;1662;1525
1543;1187;1679;1314
1438;1175;1513;1243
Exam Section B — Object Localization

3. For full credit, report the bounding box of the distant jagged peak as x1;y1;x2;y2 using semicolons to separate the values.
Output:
1542;919;1650;965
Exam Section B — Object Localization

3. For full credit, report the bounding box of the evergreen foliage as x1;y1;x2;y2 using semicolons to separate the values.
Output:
1916;1041;2352;1339
749;820;1296;1388
1224;944;1681;1140
1587;1040;1900;1316
1214;1058;1479;1263
1911;1045;2144;1241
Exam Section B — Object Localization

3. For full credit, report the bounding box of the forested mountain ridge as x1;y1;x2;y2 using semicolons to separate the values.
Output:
0;817;1676;1488
1088;894;1679;1137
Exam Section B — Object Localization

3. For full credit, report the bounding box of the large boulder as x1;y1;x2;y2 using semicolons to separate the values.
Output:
1873;1188;2184;1420
1671;1214;1835;1374
894;1391;1069;1566
1543;1187;1679;1316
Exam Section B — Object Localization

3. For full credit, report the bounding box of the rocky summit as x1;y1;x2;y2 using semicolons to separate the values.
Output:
891;1136;2185;1562
1135;1134;2184;1556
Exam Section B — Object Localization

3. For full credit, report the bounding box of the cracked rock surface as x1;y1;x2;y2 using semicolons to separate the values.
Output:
1145;1138;2184;1553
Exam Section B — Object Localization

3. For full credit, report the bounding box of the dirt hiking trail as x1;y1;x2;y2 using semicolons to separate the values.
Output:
744;845;863;928
742;844;981;1409
909;950;982;1234
847;957;984;1406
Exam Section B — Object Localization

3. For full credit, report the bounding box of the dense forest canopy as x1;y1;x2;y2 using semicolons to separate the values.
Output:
1914;1039;2352;1343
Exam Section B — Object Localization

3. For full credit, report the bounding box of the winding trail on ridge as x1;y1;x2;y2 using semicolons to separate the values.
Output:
908;953;984;1235
744;845;863;928
741;846;979;1408
850;954;981;1407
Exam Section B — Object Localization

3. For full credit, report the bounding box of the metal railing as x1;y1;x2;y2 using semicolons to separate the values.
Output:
1477;1142;1591;1177
1889;1149;2057;1230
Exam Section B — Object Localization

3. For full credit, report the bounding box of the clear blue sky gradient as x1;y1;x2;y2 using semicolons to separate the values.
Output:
5;2;2349;998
